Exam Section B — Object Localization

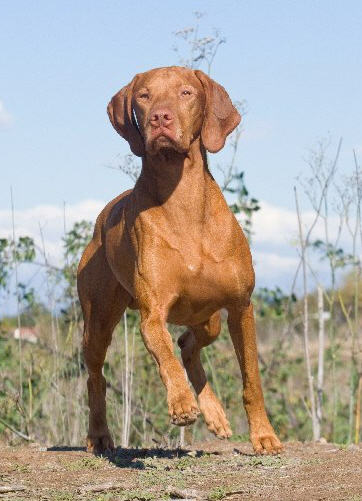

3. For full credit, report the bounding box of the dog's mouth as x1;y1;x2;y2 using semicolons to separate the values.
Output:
154;135;174;148
148;128;186;154
151;127;175;141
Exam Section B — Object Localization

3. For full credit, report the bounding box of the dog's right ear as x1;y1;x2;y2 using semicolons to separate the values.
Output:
107;76;145;157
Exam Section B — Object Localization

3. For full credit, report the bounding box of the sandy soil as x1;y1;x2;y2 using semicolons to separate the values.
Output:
0;441;361;500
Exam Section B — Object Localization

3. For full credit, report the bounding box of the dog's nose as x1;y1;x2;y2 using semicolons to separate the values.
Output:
149;108;174;128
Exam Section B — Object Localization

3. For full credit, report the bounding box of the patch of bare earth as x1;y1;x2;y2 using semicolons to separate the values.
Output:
0;441;361;500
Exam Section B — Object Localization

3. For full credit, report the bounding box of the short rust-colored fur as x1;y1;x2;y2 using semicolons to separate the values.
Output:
77;66;282;454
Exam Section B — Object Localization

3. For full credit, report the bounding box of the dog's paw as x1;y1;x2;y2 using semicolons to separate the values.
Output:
199;387;232;439
250;422;283;455
86;432;115;455
169;390;200;426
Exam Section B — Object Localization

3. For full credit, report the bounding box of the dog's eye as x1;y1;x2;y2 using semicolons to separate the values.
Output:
181;90;192;96
139;93;149;100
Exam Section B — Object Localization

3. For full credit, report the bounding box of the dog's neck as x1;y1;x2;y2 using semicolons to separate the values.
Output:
136;138;214;212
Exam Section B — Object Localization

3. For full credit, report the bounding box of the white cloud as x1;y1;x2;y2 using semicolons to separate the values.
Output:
0;199;105;264
252;200;351;250
250;200;356;292
252;250;299;290
253;201;298;246
0;100;13;127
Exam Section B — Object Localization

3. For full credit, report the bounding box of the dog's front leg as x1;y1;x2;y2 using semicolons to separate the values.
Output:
227;303;283;454
140;308;200;426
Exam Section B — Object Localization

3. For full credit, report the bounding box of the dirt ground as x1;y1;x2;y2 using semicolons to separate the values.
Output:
0;441;361;501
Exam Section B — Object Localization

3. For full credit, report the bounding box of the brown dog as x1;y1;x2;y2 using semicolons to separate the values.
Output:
77;66;282;455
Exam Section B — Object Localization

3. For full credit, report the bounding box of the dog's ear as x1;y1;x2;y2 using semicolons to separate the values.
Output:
107;76;145;157
195;70;241;153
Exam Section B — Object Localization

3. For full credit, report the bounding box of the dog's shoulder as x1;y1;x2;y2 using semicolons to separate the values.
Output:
92;190;132;241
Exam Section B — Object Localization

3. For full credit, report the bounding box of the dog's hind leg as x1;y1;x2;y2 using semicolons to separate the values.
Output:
178;311;232;439
78;241;131;454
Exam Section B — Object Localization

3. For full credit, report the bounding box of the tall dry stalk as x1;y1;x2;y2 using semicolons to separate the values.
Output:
305;139;342;440
10;187;24;431
316;285;325;439
295;138;342;440
121;312;135;447
38;223;66;444
173;12;225;75
355;376;362;444
39;224;59;374
295;187;317;440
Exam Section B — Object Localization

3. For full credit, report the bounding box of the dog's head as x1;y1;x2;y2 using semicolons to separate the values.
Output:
107;66;241;157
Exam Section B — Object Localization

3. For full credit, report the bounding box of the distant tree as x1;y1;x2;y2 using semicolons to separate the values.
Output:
62;220;93;296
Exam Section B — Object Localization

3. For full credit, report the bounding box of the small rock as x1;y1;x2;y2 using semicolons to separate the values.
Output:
167;485;201;499
0;485;26;493
80;483;123;493
348;444;359;451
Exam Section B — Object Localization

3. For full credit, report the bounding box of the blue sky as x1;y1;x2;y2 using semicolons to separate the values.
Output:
1;0;362;300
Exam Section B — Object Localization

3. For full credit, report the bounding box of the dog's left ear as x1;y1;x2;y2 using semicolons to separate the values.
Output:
107;75;145;157
195;70;241;153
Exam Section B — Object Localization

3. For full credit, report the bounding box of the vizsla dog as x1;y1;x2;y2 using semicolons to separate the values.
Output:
77;66;282;455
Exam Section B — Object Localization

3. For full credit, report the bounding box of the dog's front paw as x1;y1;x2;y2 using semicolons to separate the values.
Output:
86;432;115;455
169;390;200;426
250;421;283;455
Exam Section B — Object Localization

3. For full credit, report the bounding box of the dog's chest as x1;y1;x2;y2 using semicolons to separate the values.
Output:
136;214;250;300
137;214;232;269
166;255;249;325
